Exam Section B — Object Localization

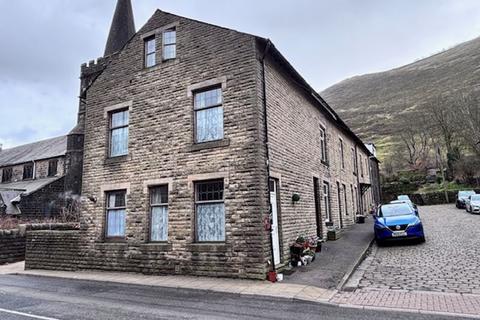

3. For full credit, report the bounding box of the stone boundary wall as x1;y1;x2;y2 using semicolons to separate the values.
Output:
0;223;78;266
25;230;80;271
392;189;480;206
0;229;26;265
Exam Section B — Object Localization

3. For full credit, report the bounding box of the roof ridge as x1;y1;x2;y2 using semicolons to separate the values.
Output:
0;135;66;152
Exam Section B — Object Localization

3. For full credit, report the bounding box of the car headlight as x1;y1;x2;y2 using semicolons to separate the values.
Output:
408;220;421;227
374;222;386;229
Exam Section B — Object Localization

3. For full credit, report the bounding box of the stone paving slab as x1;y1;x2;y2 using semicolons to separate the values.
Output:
332;289;480;318
283;216;374;289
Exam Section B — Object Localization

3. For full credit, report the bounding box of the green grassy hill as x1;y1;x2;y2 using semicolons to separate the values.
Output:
321;36;480;160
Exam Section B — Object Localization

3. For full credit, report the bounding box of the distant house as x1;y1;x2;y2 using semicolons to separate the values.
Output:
0;136;68;217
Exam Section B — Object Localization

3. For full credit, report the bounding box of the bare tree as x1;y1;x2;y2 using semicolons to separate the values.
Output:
423;94;460;174
397;112;431;170
450;91;480;157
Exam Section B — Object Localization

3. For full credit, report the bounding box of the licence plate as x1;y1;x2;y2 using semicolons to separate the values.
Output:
392;231;407;237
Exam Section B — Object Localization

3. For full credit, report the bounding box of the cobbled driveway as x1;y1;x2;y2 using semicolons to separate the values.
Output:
358;204;480;294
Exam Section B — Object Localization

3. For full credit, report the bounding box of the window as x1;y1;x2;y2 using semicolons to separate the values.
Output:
195;180;225;242
343;184;348;215
339;138;345;169
1;167;12;183
163;28;176;60
144;36;156;67
109;109;129;157
106;191;126;238
149;186;168;241
323;181;331;222
194;87;224;143
337;182;342;218
23;164;33;180
48;159;58;177
360;156;364;177
350;185;355;214
320;126;327;163
351;147;357;175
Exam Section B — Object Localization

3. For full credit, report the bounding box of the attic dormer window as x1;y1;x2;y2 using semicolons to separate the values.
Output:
162;28;176;60
144;36;156;68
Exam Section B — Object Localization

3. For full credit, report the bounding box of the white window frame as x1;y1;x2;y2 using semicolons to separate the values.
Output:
193;87;224;143
339;138;345;169
105;190;126;239
320;126;327;163
144;36;156;68
149;185;169;242
109;109;129;157
323;181;331;222
162;28;176;60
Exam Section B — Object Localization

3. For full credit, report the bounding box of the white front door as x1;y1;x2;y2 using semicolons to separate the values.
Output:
270;179;281;266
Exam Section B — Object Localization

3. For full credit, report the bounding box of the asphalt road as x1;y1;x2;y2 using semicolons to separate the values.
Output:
0;275;470;320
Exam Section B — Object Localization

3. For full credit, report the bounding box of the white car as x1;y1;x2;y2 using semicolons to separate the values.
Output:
466;194;480;214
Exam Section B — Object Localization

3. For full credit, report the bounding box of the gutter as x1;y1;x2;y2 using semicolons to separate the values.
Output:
260;39;276;274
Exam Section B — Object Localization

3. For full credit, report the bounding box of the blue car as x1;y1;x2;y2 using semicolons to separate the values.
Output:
374;203;425;245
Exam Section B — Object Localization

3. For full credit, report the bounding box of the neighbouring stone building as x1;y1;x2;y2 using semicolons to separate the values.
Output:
25;0;380;279
0;136;67;217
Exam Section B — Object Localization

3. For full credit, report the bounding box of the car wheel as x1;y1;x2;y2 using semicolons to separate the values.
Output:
419;236;426;243
376;239;384;246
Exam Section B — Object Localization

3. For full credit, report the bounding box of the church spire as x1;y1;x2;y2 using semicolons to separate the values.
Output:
104;0;136;56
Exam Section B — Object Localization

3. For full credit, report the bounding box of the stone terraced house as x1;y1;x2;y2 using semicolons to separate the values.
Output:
26;0;380;280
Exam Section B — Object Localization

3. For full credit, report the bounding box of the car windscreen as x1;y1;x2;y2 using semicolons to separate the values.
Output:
459;191;475;197
470;195;480;201
397;195;409;201
380;204;413;217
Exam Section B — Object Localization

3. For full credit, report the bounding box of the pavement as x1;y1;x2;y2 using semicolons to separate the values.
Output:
0;274;469;320
282;216;374;289
0;204;479;319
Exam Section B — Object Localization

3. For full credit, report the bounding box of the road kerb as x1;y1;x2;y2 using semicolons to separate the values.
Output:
336;236;375;291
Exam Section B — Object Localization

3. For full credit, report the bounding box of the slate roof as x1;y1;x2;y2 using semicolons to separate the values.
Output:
0;136;67;167
0;176;63;196
0;190;22;214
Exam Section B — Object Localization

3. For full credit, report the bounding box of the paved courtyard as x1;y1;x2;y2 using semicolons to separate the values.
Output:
358;204;480;294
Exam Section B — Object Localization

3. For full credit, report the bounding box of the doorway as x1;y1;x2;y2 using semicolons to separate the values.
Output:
313;177;323;238
269;178;281;266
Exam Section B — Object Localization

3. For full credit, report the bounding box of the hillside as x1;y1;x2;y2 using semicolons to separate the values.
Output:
321;36;480;160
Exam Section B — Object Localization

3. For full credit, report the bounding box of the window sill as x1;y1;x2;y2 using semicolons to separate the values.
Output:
140;243;173;251
187;138;230;152
140;59;179;74
94;241;128;249
187;243;230;253
104;155;130;165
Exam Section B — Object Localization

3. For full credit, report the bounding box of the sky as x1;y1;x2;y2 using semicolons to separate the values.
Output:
1;0;480;148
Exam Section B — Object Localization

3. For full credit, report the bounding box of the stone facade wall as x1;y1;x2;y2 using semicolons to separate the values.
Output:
261;53;376;264
0;229;25;265
0;156;65;183
78;11;268;279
